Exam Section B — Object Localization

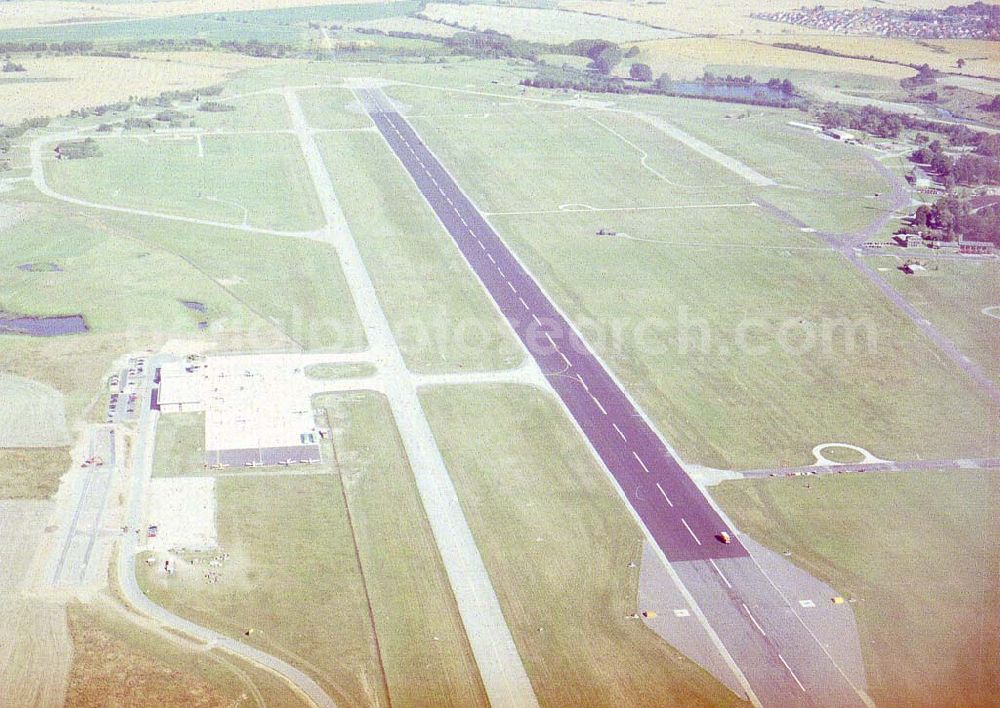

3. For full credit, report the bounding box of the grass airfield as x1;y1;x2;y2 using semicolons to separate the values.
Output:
1;50;997;706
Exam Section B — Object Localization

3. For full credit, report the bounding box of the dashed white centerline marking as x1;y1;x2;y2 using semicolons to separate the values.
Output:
478;241;486;250
590;394;607;415
681;518;701;545
544;333;557;349
742;603;766;637
487;253;496;263
632;451;650;474
655;482;673;507
518;297;530;311
497;266;506;278
709;559;732;588
612;423;627;441
778;655;807;692
507;281;517;294
559;351;572;368
532;314;543;327
576;374;589;392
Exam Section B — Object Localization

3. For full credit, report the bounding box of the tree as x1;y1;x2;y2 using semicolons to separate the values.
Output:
655;73;672;91
592;45;622;74
957;58;966;69
624;45;639;58
629;63;652;82
780;78;795;95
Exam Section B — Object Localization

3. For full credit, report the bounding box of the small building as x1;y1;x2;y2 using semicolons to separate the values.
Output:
821;128;854;141
959;240;995;255
157;361;204;413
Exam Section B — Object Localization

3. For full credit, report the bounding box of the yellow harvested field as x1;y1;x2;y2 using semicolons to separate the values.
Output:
420;2;677;43
558;0;965;36
0;52;276;123
0;0;407;30
771;36;1000;80
631;37;914;82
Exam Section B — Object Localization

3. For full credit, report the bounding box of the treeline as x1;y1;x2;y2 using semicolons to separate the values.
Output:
54;137;100;160
219;39;291;58
902;195;1000;245
521;67;801;107
911;138;1000;187
816;103;987;145
0;40;93;54
2;116;49;140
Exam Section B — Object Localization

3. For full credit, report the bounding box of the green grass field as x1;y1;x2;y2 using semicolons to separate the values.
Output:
867;256;1000;385
319;392;487;706
45;133;324;231
712;470;999;707
421;383;744;707
305;362;377;379
296;87;373;130
140;474;386;707
316;129;521;372
409;108;745;214
491;207;997;468
151;413;204;478
189;91;293;132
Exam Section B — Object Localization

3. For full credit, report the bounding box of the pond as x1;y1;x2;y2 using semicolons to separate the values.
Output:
0;313;88;336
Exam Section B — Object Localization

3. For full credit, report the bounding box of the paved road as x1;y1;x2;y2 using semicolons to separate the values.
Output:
285;88;538;708
740;455;1000;479
358;87;871;707
50;426;116;587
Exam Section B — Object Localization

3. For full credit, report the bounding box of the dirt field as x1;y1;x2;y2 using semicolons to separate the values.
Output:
65;600;307;707
0;52;276;123
0;0;408;30
0;372;70;448
420;2;678;43
0;499;72;708
0;447;71;499
630;37;914;83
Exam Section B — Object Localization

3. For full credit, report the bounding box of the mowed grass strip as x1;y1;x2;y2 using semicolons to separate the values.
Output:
316;129;521;372
493;208;997;468
140;474;387;707
45;133;324;231
66;601;307;708
296;87;373;130
320;392;487;707
151;412;205;478
421;383;745;707
712;471;1000;708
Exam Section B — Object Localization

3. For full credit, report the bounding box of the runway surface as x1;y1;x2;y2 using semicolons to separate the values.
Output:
359;87;871;706
359;88;744;564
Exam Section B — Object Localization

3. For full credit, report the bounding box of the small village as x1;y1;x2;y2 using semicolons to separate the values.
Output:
754;5;999;40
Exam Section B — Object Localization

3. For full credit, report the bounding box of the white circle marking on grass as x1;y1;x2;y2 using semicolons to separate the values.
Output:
811;443;889;466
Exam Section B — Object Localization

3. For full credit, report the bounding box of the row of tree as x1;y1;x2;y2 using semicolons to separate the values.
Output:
907;196;1000;245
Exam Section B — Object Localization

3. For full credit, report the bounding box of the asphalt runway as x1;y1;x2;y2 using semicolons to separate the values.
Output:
359;88;871;707
359;88;743;564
